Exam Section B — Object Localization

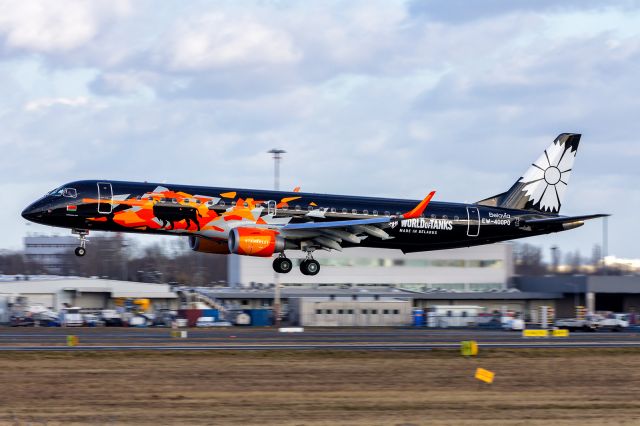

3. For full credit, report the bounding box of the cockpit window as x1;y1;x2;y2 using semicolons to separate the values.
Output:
48;186;64;197
63;188;77;198
48;187;77;198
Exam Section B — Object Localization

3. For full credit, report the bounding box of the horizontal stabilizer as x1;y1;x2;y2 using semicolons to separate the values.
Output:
524;214;609;225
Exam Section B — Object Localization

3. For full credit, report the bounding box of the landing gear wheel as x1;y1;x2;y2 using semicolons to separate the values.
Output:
75;247;86;257
273;257;293;274
300;259;320;276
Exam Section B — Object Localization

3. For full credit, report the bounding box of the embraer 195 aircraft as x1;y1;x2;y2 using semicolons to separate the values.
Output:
22;133;606;276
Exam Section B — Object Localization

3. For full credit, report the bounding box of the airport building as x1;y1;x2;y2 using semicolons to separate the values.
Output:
23;235;77;274
0;276;178;311
228;244;513;292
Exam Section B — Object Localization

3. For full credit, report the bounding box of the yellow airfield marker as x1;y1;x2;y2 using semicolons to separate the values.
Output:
522;329;549;338
461;340;479;356
67;335;79;347
475;368;495;384
552;329;570;337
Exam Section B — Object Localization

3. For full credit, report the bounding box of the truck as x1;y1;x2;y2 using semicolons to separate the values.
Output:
597;313;629;331
555;317;599;332
555;313;629;332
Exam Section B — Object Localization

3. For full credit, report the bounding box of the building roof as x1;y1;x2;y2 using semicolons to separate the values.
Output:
516;275;640;294
198;287;562;300
0;277;177;299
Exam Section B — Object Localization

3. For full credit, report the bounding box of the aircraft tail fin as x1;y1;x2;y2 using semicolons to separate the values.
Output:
476;133;581;214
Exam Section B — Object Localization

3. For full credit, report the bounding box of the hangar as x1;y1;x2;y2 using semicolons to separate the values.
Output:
0;276;178;311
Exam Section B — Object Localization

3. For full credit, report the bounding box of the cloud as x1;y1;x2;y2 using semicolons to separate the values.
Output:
407;0;640;23
161;12;301;72
0;0;131;53
23;96;95;112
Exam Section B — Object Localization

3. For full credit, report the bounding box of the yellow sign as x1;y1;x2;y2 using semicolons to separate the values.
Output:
552;329;570;337
475;368;495;384
171;331;188;338
461;340;479;356
522;329;549;338
67;335;79;347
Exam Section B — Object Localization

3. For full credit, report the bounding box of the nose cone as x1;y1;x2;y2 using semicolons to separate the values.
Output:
22;201;46;223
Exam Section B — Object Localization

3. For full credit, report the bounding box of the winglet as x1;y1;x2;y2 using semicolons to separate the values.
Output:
293;186;301;193
401;191;436;219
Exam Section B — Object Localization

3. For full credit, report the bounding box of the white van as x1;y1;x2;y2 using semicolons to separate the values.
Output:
62;307;84;327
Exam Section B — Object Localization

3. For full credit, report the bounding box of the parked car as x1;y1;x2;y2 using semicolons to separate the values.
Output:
196;317;232;327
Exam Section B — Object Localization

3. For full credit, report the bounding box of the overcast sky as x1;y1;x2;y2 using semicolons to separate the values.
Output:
1;0;639;259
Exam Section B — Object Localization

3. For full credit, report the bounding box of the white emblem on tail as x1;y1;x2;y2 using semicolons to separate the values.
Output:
519;139;577;213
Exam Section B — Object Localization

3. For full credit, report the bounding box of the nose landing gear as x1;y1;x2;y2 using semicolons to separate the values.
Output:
72;229;89;257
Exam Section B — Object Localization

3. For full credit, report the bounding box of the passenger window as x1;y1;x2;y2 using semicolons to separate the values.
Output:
331;207;336;213
295;205;301;211
454;216;459;221
62;188;77;198
352;209;357;214
431;214;436;219
308;206;313;211
136;196;142;201
443;215;448;219
363;209;369;215
342;208;348;214
373;210;378;216
384;211;390;216
219;201;226;207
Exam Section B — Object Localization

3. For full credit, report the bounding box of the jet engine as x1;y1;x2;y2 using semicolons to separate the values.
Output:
188;235;230;254
228;227;291;257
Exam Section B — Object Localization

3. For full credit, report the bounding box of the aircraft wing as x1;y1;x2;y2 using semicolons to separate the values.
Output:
276;192;435;251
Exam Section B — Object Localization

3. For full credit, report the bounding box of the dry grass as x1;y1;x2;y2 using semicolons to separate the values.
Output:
1;349;640;425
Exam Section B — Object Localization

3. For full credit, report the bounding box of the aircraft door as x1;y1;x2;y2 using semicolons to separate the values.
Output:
97;182;113;214
466;206;480;237
267;200;277;216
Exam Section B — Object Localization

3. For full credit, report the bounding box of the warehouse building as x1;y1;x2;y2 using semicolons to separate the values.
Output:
288;297;412;327
516;275;640;318
0;276;178;311
229;244;513;291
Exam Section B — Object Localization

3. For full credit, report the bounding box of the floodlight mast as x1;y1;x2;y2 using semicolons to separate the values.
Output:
268;148;286;326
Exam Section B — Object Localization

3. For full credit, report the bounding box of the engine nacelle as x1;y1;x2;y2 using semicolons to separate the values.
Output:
188;235;230;254
228;227;286;257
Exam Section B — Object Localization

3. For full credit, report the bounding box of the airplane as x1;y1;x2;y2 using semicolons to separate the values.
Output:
22;133;607;276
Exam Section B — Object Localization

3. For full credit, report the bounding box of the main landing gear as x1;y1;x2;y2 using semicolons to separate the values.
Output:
300;255;320;276
72;229;89;257
272;252;321;276
272;254;293;274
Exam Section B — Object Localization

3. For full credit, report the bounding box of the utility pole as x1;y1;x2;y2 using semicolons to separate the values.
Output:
268;149;286;327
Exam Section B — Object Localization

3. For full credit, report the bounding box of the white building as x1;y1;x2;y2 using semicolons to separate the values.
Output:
0;276;178;311
24;235;78;274
289;297;413;327
228;244;513;292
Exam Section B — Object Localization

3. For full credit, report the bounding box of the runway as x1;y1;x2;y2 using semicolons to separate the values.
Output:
2;327;640;351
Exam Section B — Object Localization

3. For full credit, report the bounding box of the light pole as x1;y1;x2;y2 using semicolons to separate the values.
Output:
268;149;286;326
268;149;286;190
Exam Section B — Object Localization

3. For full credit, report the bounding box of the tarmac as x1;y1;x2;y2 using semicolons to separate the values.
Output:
2;327;640;351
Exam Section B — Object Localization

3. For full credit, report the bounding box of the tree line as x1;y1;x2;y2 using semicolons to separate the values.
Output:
0;234;227;286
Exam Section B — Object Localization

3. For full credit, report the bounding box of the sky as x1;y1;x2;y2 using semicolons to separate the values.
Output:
1;0;639;260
